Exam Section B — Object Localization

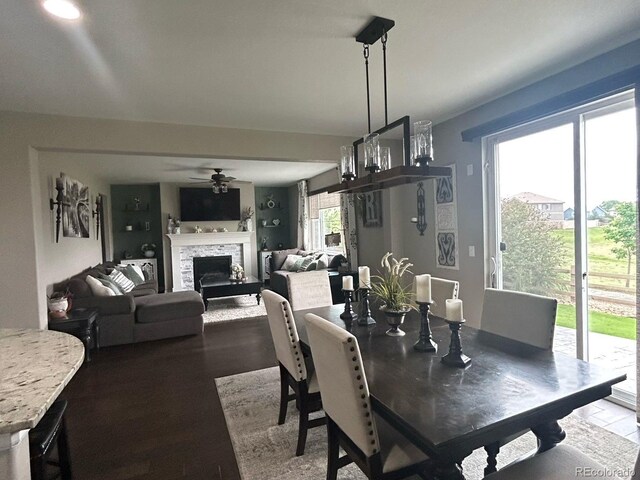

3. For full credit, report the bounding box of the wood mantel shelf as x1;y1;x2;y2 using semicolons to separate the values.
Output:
327;165;452;194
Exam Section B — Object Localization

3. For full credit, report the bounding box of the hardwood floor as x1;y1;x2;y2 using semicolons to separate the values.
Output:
62;318;276;480
61;317;639;479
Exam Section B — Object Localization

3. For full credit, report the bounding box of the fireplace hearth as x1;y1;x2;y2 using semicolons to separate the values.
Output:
193;255;232;292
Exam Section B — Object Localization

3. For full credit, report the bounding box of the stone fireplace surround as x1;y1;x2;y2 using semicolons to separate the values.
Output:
166;232;256;291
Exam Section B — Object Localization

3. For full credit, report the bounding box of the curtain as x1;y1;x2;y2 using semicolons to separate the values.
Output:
340;193;358;269
296;180;309;249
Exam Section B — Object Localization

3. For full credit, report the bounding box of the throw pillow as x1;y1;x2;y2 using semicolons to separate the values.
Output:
305;260;318;271
108;270;135;293
118;265;145;285
316;253;329;270
292;256;307;271
98;273;124;295
86;275;116;297
297;256;315;272
281;254;302;271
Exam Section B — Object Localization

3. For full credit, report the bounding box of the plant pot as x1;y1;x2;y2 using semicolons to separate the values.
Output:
381;306;411;337
48;298;69;318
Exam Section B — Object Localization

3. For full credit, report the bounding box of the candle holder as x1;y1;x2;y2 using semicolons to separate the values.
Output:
441;319;471;368
340;289;357;326
49;177;69;244
357;288;376;326
413;301;437;352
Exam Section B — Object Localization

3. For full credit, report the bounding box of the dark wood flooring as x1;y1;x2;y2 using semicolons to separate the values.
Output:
62;317;276;480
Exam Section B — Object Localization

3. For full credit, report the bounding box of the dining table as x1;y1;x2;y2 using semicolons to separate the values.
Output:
292;303;627;480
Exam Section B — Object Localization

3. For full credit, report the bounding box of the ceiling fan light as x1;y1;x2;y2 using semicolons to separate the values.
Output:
212;185;220;194
221;184;228;193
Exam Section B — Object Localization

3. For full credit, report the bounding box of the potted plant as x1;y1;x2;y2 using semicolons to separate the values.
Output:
230;263;245;281
141;243;156;258
370;252;415;336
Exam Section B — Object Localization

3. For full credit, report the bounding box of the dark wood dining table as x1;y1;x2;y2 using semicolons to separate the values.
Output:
292;303;626;479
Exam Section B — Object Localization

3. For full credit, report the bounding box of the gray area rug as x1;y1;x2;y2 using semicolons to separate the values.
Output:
203;295;266;324
216;367;639;480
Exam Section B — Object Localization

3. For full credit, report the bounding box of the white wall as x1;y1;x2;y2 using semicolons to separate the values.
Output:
0;111;352;329
37;152;113;296
159;181;257;291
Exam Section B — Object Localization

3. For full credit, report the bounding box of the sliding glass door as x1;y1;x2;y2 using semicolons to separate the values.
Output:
485;90;637;405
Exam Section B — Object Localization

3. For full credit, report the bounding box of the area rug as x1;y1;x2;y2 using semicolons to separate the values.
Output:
216;367;639;480
203;295;266;324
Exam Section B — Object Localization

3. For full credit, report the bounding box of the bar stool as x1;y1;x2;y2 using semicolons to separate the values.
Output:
29;399;73;480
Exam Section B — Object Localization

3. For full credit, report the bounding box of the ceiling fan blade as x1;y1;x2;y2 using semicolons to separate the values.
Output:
189;177;212;181
221;176;237;181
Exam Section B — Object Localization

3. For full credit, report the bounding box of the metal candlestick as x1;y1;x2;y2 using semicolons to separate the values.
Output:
49;178;69;244
357;287;376;326
342;173;355;182
441;319;471;368
365;165;380;174
340;290;357;327
413;302;437;352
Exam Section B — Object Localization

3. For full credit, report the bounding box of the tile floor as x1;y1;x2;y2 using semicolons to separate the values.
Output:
576;399;640;444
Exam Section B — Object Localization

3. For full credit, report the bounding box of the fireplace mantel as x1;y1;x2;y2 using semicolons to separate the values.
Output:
166;232;257;291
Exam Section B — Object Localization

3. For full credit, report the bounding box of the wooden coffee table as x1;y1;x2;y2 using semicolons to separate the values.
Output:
199;274;262;309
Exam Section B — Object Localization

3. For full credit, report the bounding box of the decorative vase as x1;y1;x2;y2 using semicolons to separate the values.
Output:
144;250;155;258
261;219;267;227
381;305;411;337
246;218;253;232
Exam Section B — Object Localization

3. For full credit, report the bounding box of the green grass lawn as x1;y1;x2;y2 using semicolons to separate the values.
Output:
556;304;636;340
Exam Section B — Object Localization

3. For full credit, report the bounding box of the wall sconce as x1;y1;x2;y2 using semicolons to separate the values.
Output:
416;182;427;235
92;195;102;240
49;176;69;243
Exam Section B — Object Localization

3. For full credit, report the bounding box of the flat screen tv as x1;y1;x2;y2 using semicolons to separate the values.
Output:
179;187;241;221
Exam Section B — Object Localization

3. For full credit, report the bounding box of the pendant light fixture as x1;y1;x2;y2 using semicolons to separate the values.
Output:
328;17;451;194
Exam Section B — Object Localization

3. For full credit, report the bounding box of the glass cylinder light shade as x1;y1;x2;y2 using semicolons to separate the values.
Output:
410;135;417;165
340;145;355;180
414;120;433;164
380;146;391;170
364;133;380;172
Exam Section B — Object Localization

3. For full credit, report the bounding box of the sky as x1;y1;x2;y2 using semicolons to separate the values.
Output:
498;107;637;210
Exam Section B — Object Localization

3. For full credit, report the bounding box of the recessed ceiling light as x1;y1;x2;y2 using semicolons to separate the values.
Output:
42;0;81;20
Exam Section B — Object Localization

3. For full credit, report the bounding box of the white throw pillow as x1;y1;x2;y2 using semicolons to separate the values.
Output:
316;254;329;270
86;275;116;297
297;256;316;272
281;254;302;271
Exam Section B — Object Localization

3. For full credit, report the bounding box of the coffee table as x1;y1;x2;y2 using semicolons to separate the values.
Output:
199;274;262;309
48;307;99;363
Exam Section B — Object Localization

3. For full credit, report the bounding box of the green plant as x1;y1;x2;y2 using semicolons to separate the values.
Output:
603;201;637;287
141;243;156;253
370;252;415;311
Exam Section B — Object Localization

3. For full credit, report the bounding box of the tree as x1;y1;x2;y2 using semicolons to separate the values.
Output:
604;201;637;287
500;198;566;295
599;200;622;213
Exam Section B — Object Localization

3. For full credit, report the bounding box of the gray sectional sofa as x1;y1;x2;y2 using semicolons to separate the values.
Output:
54;263;204;347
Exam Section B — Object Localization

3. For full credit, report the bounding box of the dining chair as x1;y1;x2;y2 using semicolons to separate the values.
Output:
263;289;324;456
480;287;558;350
429;277;459;319
485;443;639;480
304;313;433;480
286;270;333;311
480;287;558;474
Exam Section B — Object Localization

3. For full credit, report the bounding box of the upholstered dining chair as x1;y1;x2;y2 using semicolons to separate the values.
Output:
429;277;460;319
485;444;639;480
286;270;333;311
263;289;324;456
305;313;433;480
480;287;558;474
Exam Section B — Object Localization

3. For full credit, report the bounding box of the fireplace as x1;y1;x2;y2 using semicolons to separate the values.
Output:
193;255;232;292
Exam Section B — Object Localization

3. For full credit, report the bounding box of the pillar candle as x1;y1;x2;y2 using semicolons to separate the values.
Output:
445;299;464;321
342;275;354;291
358;266;370;288
415;274;432;303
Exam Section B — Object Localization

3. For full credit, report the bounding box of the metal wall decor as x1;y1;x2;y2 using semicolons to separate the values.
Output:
49;175;69;243
416;182;427;235
92;195;102;240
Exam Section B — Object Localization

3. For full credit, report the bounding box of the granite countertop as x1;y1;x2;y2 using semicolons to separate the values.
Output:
0;328;85;434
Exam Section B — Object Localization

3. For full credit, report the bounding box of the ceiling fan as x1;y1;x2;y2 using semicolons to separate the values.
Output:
189;168;237;193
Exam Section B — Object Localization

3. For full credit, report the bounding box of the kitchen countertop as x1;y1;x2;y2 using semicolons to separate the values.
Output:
0;328;84;434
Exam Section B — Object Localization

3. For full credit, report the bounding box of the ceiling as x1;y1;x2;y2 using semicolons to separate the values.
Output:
1;1;640;136
42;152;337;186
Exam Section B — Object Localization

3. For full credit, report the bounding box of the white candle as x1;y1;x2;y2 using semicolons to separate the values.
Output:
358;266;370;288
446;299;464;321
415;274;432;303
342;275;354;291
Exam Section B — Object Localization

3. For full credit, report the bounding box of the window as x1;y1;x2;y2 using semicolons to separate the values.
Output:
308;191;344;254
